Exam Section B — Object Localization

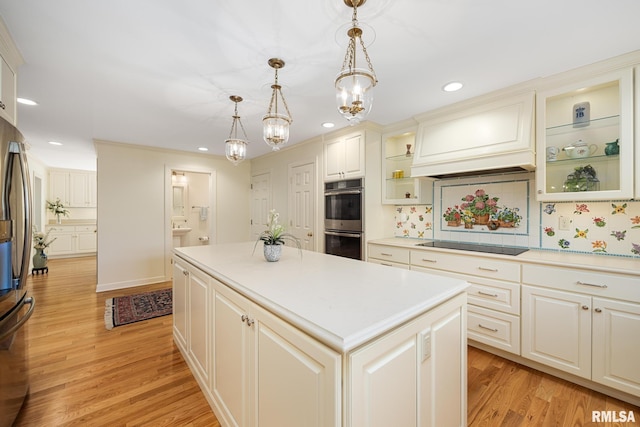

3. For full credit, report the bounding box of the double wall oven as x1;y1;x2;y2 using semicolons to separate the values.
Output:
324;178;363;260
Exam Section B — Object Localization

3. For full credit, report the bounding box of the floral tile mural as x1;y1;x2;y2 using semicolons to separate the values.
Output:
393;205;434;239
540;200;640;257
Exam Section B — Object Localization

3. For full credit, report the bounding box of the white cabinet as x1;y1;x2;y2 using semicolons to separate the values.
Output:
522;264;640;397
211;277;341;427
535;68;634;201
348;293;467;427
0;55;17;125
46;224;97;257
410;248;522;355
382;125;433;204
49;169;97;207
324;131;364;181
411;91;535;178
366;243;410;269
171;257;212;389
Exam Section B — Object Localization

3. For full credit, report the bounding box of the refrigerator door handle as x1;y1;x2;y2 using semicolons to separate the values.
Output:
9;141;32;287
0;296;35;342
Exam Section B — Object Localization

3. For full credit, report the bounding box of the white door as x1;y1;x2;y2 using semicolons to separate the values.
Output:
521;285;592;379
592;297;640;397
251;172;271;240
289;162;315;251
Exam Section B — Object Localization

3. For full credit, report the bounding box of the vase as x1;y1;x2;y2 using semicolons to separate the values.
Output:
263;244;282;262
56;215;62;224
464;222;473;229
32;248;48;269
474;214;489;225
604;139;619;156
447;220;461;227
487;220;500;231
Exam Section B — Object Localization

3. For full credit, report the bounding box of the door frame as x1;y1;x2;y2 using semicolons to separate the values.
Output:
288;158;319;252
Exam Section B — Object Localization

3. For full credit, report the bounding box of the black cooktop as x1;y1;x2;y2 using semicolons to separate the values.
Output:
416;241;529;256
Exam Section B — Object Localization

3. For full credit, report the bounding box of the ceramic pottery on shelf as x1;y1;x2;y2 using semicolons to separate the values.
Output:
263;243;282;262
604;139;619;156
32;248;48;269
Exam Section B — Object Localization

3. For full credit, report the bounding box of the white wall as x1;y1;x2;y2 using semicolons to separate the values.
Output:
95;141;250;291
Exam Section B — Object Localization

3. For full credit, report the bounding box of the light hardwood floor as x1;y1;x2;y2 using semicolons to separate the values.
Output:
14;256;639;426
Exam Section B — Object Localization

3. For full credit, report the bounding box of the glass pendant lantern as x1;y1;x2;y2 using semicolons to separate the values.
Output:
263;58;292;151
224;95;249;165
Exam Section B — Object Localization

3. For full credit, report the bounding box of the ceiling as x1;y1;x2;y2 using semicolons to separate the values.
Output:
1;0;640;171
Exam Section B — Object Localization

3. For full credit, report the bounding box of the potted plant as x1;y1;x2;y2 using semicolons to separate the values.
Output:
460;189;499;225
46;198;70;224
32;227;56;269
461;209;476;229
496;206;522;228
443;206;462;227
253;209;301;262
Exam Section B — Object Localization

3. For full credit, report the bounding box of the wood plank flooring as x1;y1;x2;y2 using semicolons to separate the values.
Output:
13;256;639;426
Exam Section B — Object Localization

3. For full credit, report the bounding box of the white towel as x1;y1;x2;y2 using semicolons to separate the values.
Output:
200;207;208;221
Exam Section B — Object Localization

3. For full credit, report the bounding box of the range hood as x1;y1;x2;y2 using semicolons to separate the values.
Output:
411;91;536;179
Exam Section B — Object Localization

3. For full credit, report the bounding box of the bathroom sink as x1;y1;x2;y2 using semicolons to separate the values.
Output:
172;227;192;236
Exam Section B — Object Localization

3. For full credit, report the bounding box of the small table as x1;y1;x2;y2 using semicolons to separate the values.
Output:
32;266;48;275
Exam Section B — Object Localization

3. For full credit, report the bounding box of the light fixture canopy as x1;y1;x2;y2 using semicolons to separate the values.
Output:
335;0;377;125
225;95;249;165
263;58;292;151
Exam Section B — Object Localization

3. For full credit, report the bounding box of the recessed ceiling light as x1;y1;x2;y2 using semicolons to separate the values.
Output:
17;98;38;106
322;122;335;128
198;147;208;152
442;81;463;92
48;141;63;146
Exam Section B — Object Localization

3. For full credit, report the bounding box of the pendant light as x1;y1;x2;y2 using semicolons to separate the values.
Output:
224;95;249;165
335;0;377;125
263;58;292;151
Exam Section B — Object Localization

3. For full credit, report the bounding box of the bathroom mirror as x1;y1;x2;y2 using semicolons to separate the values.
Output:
172;183;187;221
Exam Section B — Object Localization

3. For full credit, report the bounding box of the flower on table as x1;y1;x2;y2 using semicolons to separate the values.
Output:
592;217;606;227
253;210;301;256
46;198;70;217
32;226;56;249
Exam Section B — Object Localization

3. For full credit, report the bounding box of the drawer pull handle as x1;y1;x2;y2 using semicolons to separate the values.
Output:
381;263;393;267
421;258;437;263
478;267;498;272
478;324;498;332
595;308;602;313
582;305;589;310
380;253;393;257
478;290;498;298
576;281;608;289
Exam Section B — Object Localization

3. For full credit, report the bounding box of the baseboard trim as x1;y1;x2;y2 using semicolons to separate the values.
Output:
96;275;168;292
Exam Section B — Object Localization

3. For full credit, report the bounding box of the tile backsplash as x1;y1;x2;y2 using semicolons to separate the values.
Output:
393;172;640;258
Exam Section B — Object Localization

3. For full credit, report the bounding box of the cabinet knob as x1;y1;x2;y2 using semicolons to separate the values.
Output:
241;314;248;323
307;232;313;237
246;318;255;327
594;308;602;313
182;270;189;276
582;305;589;310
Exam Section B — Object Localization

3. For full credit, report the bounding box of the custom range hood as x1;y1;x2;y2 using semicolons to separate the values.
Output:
410;90;536;179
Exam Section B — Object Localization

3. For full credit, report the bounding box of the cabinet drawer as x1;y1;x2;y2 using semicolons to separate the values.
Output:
368;258;410;270
522;264;640;304
468;306;520;355
467;279;520;315
368;245;409;265
410;250;520;282
74;225;96;232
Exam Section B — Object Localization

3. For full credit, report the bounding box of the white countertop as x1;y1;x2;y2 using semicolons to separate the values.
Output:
369;238;640;277
174;242;469;353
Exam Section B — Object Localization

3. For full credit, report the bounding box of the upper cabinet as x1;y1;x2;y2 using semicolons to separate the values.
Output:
382;124;433;204
49;169;97;208
411;90;535;178
324;131;364;181
535;68;634;201
0;17;23;125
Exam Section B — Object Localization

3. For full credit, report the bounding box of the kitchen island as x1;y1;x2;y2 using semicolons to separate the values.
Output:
173;242;469;427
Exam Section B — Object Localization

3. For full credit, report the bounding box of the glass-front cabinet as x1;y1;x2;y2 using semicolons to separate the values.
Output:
535;68;634;201
382;125;433;205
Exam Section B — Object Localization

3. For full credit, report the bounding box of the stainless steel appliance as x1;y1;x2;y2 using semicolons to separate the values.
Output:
324;178;363;260
0;116;35;427
416;241;529;256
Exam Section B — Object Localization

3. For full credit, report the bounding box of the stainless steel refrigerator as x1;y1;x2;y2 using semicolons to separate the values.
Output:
0;115;35;427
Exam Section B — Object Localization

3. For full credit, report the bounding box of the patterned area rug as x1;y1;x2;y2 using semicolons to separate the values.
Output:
105;288;172;330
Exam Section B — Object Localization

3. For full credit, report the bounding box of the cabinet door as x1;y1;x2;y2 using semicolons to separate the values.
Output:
69;173;88;207
343;132;364;178
46;229;74;256
592;298;640;397
253;304;341;427
212;282;252;427
522;285;591;378
188;268;211;389
75;229;97;253
0;55;16;125
324;138;344;181
49;172;70;206
535;68;634;201
172;259;188;351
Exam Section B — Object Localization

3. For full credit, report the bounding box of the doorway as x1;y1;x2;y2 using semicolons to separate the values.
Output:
250;172;271;241
289;162;316;251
